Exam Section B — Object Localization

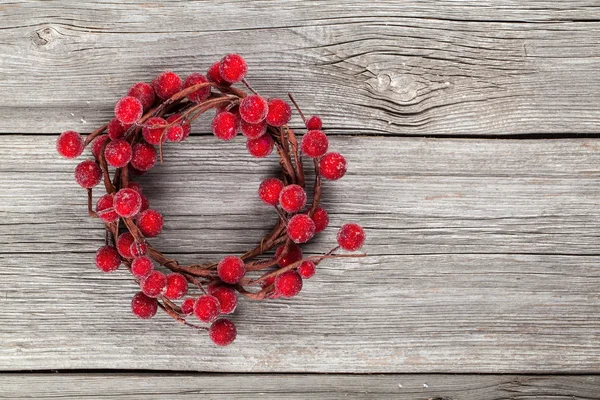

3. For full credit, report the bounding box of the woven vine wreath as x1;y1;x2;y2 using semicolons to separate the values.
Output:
56;54;366;346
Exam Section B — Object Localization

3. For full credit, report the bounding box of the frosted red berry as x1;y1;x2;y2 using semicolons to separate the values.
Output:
136;209;163;238
128;82;156;111
152;71;183;100
107;117;131;140
140;193;150;212
57;130;84;159
116;232;135;258
130;142;157;172
298;260;316;279
337;223;365;251
207;61;229;86
131;292;158;319
104;139;133;168
279;184;307;213
287;214;316;243
96;193;118;223
142;117;167;145
194;294;221;323
181;298;196;315
266;98;292;127
219;53;247;83
128;182;143;193
91;134;109;160
319;152;347;180
239;94;268;124
246;135;274;158
95;245;121;273
212;111;238;141
165;273;188;300
301;130;328;158
240;119;267;139
209;318;237;346
275;270;303;298
311;207;329;233
275;242;303;267
217;255;246;284
74;160;102;188
131;256;154;279
114;96;143;125
141;270;167;298
113;188;142;218
208;285;237;314
166;114;191;140
306;115;322;130
130;240;148;258
184;72;211;103
258;177;284;206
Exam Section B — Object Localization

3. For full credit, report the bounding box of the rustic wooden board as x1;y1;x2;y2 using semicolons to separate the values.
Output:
0;136;598;372
1;373;599;399
1;1;600;135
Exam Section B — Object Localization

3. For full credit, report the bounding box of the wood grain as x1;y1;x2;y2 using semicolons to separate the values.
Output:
1;1;600;135
0;136;598;373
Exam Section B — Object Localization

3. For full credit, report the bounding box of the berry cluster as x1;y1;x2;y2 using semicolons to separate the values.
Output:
57;54;366;346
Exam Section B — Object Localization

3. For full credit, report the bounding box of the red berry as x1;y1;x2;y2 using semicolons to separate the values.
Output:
207;61;229;86
130;142;157;172
306;115;322;130
128;182;143;193
165;273;188;300
131;256;154;279
142;117;167;145
114;96;143;125
141;270;167;298
212;111;238;141
274;242;303;267
311;207;329;233
184;72;211;103
194;294;221;323
104;139;133;168
275;270;303;298
74;160;102;188
140;193;150;212
239;94;268;124
208;285;237;314
258;177;284;206
136;209;163;238
219;54;247;83
116;232;135;258
130;240;148;257
91;134;109;160
319;152;347;180
128;82;156;111
287;214;316;243
57;130;84;159
167;114;191;140
209;318;237;346
95;245;121;273
266;98;292;127
279;184;307;213
240;119;267;139
217;255;246;284
301;130;328;158
107;117;131;140
246;135;273;158
131;292;158;319
181;298;196;315
152;71;183;100
337;223;365;251
96;193;119;223
113;188;142;218
298;260;316;279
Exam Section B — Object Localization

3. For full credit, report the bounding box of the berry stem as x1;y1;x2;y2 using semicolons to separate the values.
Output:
87;188;98;218
83;123;108;146
285;126;305;188
287;93;306;123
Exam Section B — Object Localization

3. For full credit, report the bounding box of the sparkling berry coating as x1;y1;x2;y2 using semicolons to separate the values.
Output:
116;232;135;258
165;125;184;142
208;285;237;314
311;207;329;233
207;61;229;86
166;114;191;141
152;71;183;100
266;98;292;127
279;184;307;213
131;292;158;319
301;130;328;158
114;96;143;125
258;177;284;206
128;82;156;111
107;117;131;140
130;240;148;258
287;214;316;243
239;95;268;124
337;223;365;251
136;209;163;238
181;298;196;315
219;53;247;83
319;152;347;181
217;255;246;284
184;72;211;103
74;160;102;188
194;295;221;323
113;188;142;218
96;193;118;223
91;134;109;160
131;256;154;279
246;135;273;158
297;260;316;279
240;119;267;139
130;142;157;172
95;245;121;273
306;115;322;130
212;111;238;141
104;139;133;168
209;318;237;346
142;117;167;145
165;273;188;300
57;130;84;159
141;270;167;298
275;242;303;267
275;270;303;298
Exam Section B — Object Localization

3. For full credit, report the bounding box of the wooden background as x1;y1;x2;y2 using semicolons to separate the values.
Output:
0;0;599;398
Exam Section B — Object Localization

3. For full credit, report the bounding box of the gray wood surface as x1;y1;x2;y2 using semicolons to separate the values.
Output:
1;373;599;399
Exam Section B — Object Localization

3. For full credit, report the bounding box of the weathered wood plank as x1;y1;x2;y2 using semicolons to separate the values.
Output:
1;373;599;399
1;1;600;135
0;136;598;372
